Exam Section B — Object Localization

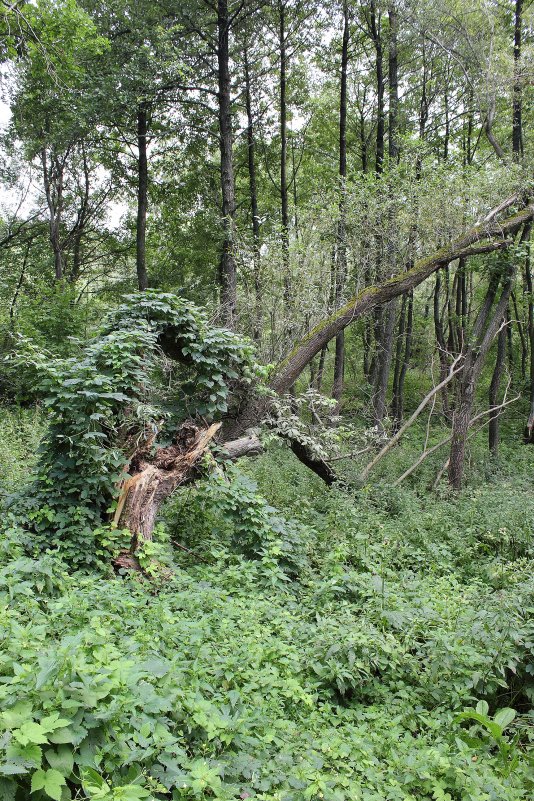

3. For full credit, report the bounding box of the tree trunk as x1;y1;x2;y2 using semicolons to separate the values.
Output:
511;290;527;378
136;103;149;291
388;2;399;164
41;150;65;281
279;0;290;314
271;206;530;395
114;423;263;568
512;0;523;161
373;3;400;423
391;294;406;422
244;43;262;343
447;387;472;490
69;142;91;284
372;300;397;424
433;270;451;417
393;290;413;422
223;201;533;441
449;266;514;489
316;345;327;391
488;320;507;455
217;0;237;327
370;0;384;176
332;0;350;403
525;226;534;441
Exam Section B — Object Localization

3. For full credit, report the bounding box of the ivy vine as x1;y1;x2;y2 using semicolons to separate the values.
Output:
7;292;259;565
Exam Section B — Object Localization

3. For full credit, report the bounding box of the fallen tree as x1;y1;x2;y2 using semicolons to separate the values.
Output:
224;197;533;442
9;195;534;564
272;203;532;394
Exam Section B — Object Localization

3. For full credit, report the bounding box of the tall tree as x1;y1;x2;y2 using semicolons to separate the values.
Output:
512;0;523;161
217;0;238;326
332;0;350;403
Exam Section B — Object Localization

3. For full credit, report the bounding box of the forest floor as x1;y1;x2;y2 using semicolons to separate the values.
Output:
0;406;533;801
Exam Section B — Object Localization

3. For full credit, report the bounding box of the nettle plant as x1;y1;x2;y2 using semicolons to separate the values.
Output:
7;292;258;565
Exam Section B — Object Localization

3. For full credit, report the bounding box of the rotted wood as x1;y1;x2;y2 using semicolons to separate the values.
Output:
219;433;263;460
112;422;265;570
113;422;221;568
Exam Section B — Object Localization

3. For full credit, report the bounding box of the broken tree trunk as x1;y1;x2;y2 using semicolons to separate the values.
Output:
114;423;221;568
113;423;262;570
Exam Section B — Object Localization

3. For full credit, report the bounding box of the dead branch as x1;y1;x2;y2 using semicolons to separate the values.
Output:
392;391;520;487
360;354;464;480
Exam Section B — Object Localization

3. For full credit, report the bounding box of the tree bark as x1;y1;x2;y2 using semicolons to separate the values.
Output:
279;0;290;313
448;266;514;489
512;0;523;161
370;0;384;176
488;320;507;455
511;290;527;378
432;270;451;417
332;0;350;403
388;2;399;164
136;103;149;291
372;300;397;424
392;290;413;422
217;0;237;327
524;225;534;441
373;4;401;423
115;423;221;554
41;150;65;281
114;423;263;566
222;201;533;445
70;142;91;284
244;43;262;343
484;97;507;162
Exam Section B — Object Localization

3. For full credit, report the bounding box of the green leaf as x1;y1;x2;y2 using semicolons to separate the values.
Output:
32;769;67;800
48;727;77;745
117;786;152;800
14;722;48;746
45;746;74;776
6;742;42;767
40;714;71;733
1;702;33;728
31;769;47;792
493;708;516;730
0;762;29;775
82;767;111;797
455;711;503;740
0;777;16;801
475;700;489;716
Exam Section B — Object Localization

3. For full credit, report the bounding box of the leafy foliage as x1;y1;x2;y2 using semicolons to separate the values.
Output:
0;416;533;800
4;291;258;564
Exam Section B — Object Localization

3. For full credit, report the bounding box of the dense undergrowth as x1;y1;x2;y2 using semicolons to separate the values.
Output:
0;407;533;800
